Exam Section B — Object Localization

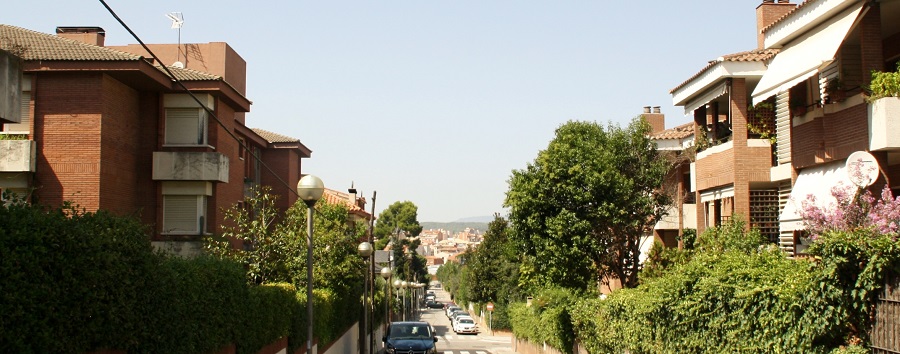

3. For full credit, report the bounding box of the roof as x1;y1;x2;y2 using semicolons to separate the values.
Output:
161;65;222;81
670;48;779;94
251;128;300;143
1;24;226;84
761;0;814;33
651;122;694;140
322;188;371;219
0;24;141;61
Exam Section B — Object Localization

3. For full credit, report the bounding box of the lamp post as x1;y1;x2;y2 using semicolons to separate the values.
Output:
400;281;408;321
357;241;373;354
297;175;324;354
392;280;402;321
380;266;392;331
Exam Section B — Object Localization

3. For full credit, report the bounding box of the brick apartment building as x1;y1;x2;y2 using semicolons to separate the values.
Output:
0;25;311;254
660;0;900;256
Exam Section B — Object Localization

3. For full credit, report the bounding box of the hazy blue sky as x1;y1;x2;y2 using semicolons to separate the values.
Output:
5;1;764;222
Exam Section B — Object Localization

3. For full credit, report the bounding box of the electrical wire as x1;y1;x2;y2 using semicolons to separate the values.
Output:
98;0;302;198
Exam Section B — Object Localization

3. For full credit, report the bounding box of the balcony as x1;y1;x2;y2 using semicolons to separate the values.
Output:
0;139;35;191
0;139;36;173
695;139;773;191
655;203;697;230
152;151;229;182
868;97;900;151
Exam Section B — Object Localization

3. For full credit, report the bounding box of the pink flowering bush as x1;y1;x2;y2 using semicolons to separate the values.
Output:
799;183;900;241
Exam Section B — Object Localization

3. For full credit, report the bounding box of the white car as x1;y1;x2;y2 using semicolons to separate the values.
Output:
452;316;477;334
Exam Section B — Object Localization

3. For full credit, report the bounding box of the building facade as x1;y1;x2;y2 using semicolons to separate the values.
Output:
665;0;900;255
0;25;311;253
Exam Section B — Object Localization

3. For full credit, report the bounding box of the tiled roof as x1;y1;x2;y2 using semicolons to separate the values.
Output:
160;65;222;81
651;122;694;140
761;0;814;33
670;48;779;93
0;25;226;84
0;24;141;61
322;188;370;217
252;128;299;143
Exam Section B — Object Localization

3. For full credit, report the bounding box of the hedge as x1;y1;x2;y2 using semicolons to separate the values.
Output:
0;202;365;354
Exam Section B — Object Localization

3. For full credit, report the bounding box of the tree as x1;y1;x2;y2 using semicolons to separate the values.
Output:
373;201;423;250
205;186;367;294
505;118;670;291
463;214;520;305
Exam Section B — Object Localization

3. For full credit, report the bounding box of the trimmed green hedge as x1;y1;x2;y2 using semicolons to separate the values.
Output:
0;202;364;354
570;249;847;353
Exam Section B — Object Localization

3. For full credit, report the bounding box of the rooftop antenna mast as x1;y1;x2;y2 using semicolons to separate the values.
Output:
165;12;185;68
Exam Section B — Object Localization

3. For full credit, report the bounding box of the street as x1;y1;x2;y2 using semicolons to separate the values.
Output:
415;286;516;354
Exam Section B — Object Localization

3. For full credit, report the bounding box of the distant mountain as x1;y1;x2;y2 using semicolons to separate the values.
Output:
454;215;494;223
420;221;489;234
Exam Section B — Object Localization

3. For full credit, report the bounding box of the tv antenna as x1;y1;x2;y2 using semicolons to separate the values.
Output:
165;12;185;67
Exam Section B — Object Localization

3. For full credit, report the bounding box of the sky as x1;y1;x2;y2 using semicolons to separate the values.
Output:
4;1;765;222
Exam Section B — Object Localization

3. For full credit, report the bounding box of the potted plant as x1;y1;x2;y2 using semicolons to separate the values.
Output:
825;77;845;103
790;97;807;117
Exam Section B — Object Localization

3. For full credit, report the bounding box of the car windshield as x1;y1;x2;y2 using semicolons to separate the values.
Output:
389;324;431;339
459;319;474;324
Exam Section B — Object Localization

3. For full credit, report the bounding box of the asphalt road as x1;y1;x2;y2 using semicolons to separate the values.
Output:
418;285;516;354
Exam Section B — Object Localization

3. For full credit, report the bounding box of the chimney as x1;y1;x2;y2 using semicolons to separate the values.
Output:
348;187;358;207
756;1;797;49
642;106;665;135
56;27;106;47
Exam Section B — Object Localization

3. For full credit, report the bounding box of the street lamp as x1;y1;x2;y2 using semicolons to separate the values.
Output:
401;281;409;321
357;242;373;354
392;280;402;322
380;266;392;331
297;175;324;354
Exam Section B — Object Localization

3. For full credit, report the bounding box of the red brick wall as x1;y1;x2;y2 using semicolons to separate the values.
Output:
756;2;797;49
696;148;735;191
261;148;301;213
98;75;157;218
32;72;103;210
210;102;243;232
792;104;868;169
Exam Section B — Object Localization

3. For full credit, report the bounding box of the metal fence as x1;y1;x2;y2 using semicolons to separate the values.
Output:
873;270;900;353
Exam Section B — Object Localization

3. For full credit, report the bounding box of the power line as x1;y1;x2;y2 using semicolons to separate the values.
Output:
98;0;302;198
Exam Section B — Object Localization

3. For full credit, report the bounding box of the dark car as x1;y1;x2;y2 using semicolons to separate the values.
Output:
382;321;438;354
426;300;443;309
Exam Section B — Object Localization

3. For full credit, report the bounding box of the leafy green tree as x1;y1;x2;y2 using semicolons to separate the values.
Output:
205;186;366;294
505;118;670;290
374;201;423;250
391;237;428;285
463;215;521;305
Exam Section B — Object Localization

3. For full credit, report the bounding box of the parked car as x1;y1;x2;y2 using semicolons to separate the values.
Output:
450;311;470;324
445;305;461;317
382;321;438;354
426;300;444;309
453;316;478;334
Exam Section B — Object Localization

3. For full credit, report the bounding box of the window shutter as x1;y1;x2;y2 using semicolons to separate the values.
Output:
165;108;203;145
164;195;199;233
2;91;30;133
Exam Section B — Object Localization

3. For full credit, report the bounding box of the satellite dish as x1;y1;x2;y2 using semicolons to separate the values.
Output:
845;151;879;187
172;61;185;69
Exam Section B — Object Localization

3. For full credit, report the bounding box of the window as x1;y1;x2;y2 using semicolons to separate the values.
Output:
2;89;30;134
164;108;207;145
163;194;207;234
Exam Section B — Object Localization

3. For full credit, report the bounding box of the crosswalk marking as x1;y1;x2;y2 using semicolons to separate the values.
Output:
442;351;487;354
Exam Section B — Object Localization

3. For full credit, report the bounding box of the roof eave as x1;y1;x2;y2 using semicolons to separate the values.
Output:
671;61;768;107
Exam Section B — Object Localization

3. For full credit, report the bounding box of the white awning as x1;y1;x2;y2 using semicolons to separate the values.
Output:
780;161;853;232
700;185;734;203
751;3;864;105
683;82;728;116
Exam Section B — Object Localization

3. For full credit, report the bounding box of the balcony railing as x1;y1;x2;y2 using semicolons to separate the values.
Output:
152;151;229;182
869;97;900;151
0;139;36;173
